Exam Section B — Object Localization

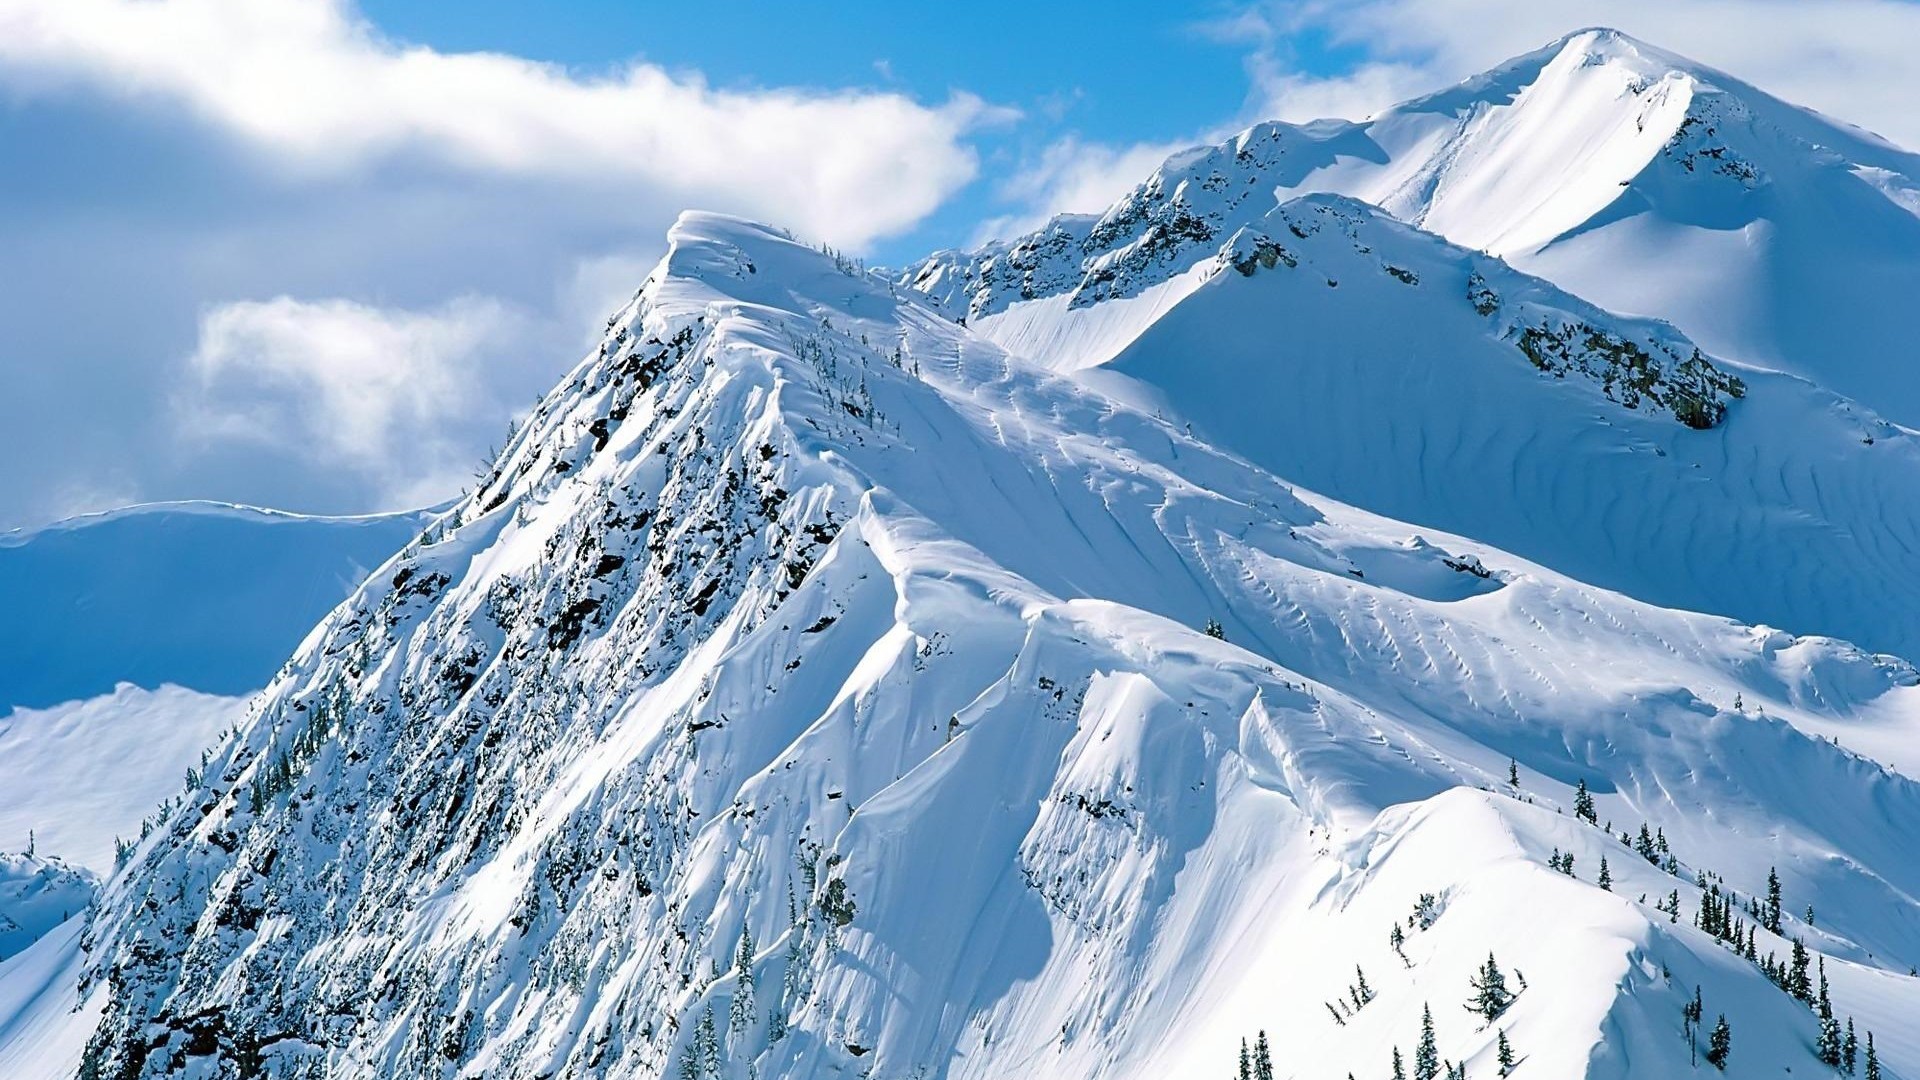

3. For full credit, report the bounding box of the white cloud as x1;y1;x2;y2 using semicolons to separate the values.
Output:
1242;0;1920;148
1247;57;1439;125
0;0;992;249
180;295;529;507
976;136;1192;244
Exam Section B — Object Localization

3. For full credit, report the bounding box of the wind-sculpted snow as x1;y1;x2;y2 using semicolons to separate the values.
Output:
918;131;1920;661
912;28;1920;426
68;213;1920;1080
1076;193;1920;664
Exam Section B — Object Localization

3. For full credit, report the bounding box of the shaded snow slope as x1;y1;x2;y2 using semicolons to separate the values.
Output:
63;213;1920;1080
0;854;94;963
0;501;432;713
911;28;1920;425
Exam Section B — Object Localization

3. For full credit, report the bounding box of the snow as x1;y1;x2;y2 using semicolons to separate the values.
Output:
0;500;433;711
0;685;246;872
1099;194;1920;664
909;35;1920;665
5;27;1919;1080
45;208;1920;1080
0;917;96;1079
918;27;1920;427
0;854;93;962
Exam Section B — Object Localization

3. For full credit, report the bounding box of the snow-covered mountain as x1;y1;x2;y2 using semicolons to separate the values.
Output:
905;33;1920;664
3;26;1918;1080
55;211;1920;1080
0;503;428;961
0;501;432;712
910;28;1920;425
0;853;93;964
0;500;431;870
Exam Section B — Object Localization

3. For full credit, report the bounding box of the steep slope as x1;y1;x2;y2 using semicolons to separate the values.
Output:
0;501;432;712
910;28;1920;424
1093;192;1920;663
65;214;1920;1080
0;916;95;1079
1308;28;1920;426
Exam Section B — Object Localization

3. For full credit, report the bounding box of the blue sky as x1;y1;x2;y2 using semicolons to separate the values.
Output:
4;0;1920;530
351;1;1276;261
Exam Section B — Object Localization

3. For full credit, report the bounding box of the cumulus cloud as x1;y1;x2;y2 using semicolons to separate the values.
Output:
0;0;1018;528
0;0;993;249
179;296;532;507
975;136;1192;244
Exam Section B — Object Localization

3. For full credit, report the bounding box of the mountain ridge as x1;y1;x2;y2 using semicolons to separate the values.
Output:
62;209;1920;1080
4;26;1920;1080
910;27;1920;422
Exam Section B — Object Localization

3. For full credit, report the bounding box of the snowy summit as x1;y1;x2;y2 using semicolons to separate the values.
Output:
3;22;1919;1080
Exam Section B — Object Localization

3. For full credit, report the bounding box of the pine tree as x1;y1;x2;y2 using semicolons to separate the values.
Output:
1496;1029;1516;1077
1466;953;1515;1022
1393;1047;1407;1080
1355;964;1375;1006
1817;960;1843;1067
1574;779;1597;823
1254;1031;1274;1080
698;1005;721;1077
1820;1016;1844;1068
1845;1018;1858;1075
1636;823;1657;863
730;923;756;1033
1682;984;1704;1053
1765;867;1783;933
1598;854;1613;891
1238;1037;1251;1080
1508;758;1520;786
1415;1003;1441;1080
1789;938;1813;1002
1706;1014;1731;1070
1865;1033;1880;1080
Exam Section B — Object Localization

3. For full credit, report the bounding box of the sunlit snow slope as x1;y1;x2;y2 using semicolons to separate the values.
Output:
906;30;1920;663
62;213;1920;1080
1097;193;1920;664
912;28;1920;426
